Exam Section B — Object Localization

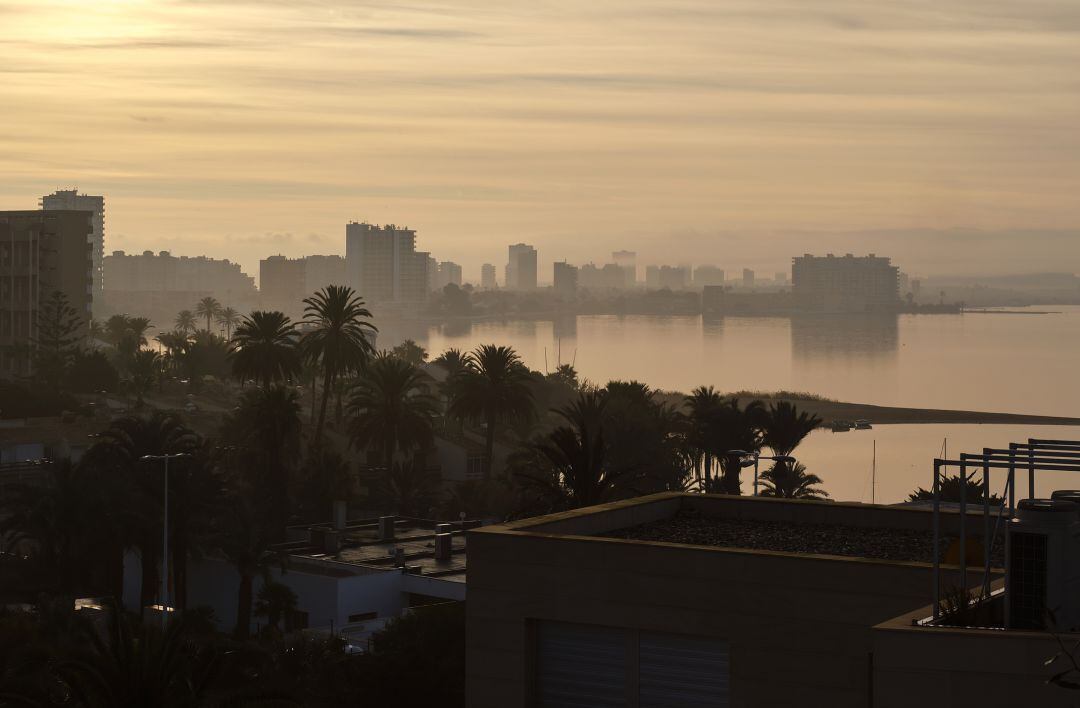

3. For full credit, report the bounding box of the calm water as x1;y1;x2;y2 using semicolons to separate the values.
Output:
379;307;1080;502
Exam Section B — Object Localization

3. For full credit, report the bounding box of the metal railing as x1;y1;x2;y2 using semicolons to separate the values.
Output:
930;438;1080;621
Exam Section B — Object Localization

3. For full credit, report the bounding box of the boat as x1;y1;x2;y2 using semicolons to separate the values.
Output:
830;421;853;432
854;419;873;430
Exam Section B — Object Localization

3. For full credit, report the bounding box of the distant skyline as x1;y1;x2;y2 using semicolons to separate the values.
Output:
2;0;1078;281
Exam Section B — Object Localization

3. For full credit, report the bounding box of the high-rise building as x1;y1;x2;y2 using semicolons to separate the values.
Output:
693;266;725;288
303;255;346;296
432;261;463;291
480;263;497;289
612;250;637;286
506;244;537;290
102;250;258;326
1;210;93;377
260;255;306;313
345;222;428;303
553;261;578;296
579;263;629;290
775;272;788;285
645;265;690;290
40;189;104;312
742;268;755;289
791;253;900;312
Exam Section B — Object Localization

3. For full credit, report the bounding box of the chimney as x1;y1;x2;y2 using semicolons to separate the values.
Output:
378;516;395;541
434;533;452;562
333;501;347;531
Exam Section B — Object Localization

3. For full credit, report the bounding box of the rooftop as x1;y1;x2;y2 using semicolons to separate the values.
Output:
606;509;1003;564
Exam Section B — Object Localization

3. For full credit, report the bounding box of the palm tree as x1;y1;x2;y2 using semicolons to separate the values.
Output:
346;354;438;472
229;310;301;387
83;412;199;608
300;285;377;444
521;391;630;509
216;306;241;338
174;310;197;335
370;457;441;518
0;460;100;595
685;386;723;486
128;350;161;406
760;401;823;459
432;348;467;378
216;490;278;640
221;385;303;535
760;462;829;499
447;345;535;480
691;397;764;495
194;296;222;333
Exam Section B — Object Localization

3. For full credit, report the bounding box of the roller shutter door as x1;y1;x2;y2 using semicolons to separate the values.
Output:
535;621;729;707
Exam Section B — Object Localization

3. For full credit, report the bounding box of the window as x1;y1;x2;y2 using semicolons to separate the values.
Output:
534;621;729;708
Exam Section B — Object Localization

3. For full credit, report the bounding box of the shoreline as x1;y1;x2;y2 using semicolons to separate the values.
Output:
651;391;1080;427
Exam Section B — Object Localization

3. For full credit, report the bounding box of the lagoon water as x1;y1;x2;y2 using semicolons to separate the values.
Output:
381;306;1080;502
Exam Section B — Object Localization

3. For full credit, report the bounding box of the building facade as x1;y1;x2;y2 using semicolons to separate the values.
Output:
480;263;497;289
303;254;346;296
552;261;578;296
260;255;306;314
742;268;755;288
1;210;93;377
645;265;690;290
612;250;637;286
693;265;725;288
792;253;900;313
505;244;537;290
345;222;428;303
40;189;104;312
432;261;463;291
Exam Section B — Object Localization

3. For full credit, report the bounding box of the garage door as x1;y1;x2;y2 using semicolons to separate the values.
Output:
535;621;730;708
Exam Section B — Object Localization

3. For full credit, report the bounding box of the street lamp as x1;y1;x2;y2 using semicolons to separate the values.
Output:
140;453;191;628
727;450;797;496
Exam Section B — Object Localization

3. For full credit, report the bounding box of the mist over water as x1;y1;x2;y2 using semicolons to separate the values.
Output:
380;306;1080;417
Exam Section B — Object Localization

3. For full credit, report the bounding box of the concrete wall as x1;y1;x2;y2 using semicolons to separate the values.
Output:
874;608;1080;707
467;493;986;708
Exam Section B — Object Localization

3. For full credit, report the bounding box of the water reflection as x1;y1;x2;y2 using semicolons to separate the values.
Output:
790;314;899;361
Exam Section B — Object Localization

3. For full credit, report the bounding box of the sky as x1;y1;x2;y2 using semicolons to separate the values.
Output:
2;0;1079;282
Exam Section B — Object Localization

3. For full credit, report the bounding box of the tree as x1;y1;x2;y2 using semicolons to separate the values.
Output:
66;350;120;393
760;401;822;458
174;310;197;335
346;354;438;472
432;348;467;378
255;581;299;633
519;391;634;510
908;472;1005;505
216;490;278;640
128;350;161;406
195;297;222;333
685;386;724;486
447;345;535;480
82;412;199;608
221;385;303;535
0;460;103;596
602;381;690;494
216;306;241;338
389;339;428;365
689;397;765;495
369;457;441;518
229;310;301;387
300;285;377;444
32;290;84;391
104;314;153;370
759;461;829;499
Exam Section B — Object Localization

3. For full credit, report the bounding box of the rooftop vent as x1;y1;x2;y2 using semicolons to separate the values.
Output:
434;533;452;562
1006;498;1080;630
378;516;395;541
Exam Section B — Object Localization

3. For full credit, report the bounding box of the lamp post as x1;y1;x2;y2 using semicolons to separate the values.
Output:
140;453;191;628
727;451;797;496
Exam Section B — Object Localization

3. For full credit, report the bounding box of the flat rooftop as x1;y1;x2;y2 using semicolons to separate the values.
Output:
606;509;1002;564
283;518;472;582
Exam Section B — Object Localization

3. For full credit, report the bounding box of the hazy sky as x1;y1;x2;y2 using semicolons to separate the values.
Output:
2;0;1078;281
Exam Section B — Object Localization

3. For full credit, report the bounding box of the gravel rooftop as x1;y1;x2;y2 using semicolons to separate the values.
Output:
606;510;1005;564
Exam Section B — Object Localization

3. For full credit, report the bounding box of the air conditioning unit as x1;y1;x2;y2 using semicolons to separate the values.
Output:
1006;498;1080;630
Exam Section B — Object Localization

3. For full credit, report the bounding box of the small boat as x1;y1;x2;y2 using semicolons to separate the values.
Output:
854;419;873;430
830;421;853;432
